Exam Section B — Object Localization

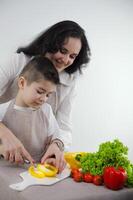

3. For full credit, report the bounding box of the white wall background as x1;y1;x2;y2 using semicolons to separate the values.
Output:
0;0;133;161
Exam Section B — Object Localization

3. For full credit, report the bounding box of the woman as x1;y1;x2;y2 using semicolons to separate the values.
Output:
0;20;91;171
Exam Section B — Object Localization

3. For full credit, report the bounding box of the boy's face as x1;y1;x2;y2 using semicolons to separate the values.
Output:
18;78;56;108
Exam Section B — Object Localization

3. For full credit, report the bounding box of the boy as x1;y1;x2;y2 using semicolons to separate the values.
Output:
0;56;64;167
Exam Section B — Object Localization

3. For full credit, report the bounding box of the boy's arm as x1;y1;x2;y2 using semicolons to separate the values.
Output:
0;122;34;164
41;104;66;172
51;139;64;152
0;101;34;164
42;103;65;149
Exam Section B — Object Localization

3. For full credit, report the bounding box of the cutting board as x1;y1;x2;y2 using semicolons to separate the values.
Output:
9;167;70;191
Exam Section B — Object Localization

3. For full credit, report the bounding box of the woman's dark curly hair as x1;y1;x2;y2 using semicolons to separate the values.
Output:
17;20;91;74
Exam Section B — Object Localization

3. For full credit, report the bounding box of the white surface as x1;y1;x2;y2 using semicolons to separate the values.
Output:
9;167;70;191
0;0;133;161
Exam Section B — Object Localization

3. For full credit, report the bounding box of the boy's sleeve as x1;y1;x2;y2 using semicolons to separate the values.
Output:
42;103;64;142
0;101;10;121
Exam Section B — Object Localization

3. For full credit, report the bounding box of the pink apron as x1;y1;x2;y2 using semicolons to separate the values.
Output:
2;100;52;162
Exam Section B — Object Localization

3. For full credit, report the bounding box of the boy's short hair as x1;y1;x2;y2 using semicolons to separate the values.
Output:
19;56;60;85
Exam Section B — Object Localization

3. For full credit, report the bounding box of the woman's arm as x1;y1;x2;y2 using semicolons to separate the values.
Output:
56;82;76;151
0;54;18;98
0;52;29;100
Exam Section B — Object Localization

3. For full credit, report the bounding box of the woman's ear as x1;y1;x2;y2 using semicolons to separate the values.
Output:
18;76;26;89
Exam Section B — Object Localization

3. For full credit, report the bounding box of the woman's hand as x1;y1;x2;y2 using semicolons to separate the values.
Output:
41;143;66;173
0;123;34;164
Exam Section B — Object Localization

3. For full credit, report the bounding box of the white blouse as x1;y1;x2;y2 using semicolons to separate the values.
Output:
0;52;79;151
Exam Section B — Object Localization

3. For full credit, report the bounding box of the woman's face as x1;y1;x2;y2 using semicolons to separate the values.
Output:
45;37;82;72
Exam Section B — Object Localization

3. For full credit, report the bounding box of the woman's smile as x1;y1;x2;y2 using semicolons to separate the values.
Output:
45;37;82;72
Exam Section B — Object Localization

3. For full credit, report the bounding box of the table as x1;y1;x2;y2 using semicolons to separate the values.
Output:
0;159;133;200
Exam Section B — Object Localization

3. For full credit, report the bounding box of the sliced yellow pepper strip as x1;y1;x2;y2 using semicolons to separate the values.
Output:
28;165;45;178
37;163;58;177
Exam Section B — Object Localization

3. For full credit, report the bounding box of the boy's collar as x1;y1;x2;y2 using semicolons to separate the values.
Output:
13;104;37;112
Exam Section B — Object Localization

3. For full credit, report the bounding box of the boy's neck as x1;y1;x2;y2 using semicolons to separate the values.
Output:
15;92;28;108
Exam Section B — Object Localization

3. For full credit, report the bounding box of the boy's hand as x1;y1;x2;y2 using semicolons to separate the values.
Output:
44;158;56;167
0;125;34;164
41;143;66;173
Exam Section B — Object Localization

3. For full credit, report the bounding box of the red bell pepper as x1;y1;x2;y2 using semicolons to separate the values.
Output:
103;166;127;190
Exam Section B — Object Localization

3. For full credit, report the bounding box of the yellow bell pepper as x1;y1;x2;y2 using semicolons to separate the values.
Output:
28;165;45;178
28;163;58;178
64;152;86;169
37;163;58;177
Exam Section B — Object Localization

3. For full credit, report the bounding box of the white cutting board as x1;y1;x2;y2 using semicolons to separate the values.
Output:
9;167;70;191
